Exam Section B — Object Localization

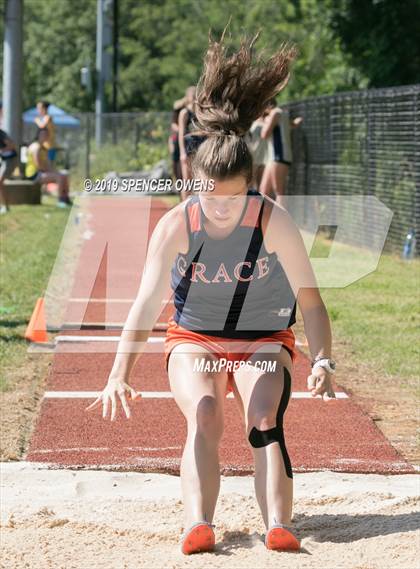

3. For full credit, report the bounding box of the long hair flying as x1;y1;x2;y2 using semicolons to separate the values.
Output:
191;30;297;183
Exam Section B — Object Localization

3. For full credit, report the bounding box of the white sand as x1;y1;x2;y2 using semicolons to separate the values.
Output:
1;462;419;569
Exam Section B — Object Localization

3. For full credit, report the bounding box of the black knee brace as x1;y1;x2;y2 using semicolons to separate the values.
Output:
248;367;293;479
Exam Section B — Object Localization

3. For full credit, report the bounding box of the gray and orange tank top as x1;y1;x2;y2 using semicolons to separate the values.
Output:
170;189;297;338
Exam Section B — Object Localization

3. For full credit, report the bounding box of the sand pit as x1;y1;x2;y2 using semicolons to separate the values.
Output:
1;463;419;569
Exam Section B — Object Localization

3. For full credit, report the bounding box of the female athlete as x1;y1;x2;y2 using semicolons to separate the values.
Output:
87;33;336;555
259;99;294;207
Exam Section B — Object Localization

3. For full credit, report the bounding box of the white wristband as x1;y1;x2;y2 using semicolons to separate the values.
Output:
312;358;336;374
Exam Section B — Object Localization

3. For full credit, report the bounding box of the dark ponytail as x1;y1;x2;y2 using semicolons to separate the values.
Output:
191;31;296;183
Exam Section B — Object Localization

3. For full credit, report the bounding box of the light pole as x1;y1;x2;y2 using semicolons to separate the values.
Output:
2;0;23;147
95;0;113;147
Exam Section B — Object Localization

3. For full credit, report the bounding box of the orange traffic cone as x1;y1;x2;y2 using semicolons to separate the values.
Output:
24;297;48;343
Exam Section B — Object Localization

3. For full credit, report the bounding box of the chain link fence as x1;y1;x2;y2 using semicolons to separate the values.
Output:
285;84;419;254
22;86;419;253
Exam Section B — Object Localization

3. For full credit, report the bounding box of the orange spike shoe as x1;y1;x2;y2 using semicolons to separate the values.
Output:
265;524;300;551
181;521;216;555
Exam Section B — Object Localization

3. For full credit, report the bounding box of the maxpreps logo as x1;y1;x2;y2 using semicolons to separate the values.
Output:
193;358;277;373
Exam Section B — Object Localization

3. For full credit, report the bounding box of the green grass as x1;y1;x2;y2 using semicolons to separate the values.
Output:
309;233;420;384
0;196;72;390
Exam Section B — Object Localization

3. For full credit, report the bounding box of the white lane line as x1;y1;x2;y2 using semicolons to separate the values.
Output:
61;323;126;328
44;391;348;399
55;336;306;348
68;298;170;304
293;391;349;398
55;335;164;343
29;446;182;454
31;447;109;454
69;298;135;303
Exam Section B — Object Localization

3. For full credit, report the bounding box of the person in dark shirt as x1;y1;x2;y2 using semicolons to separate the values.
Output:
0;121;18;214
168;97;185;182
178;86;198;194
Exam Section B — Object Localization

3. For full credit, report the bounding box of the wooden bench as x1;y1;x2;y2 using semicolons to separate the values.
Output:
3;179;42;205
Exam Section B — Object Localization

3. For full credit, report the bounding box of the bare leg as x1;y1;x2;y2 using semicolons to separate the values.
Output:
251;164;265;191
174;161;183;203
271;162;289;209
0;176;8;209
259;162;275;199
179;158;192;202
40;172;70;200
177;161;183;181
59;173;70;198
231;347;294;528
168;344;228;528
256;164;265;191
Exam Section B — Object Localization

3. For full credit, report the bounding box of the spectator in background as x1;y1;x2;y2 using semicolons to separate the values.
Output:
0;101;19;214
178;86;197;191
246;115;268;190
260;99;302;207
168;97;186;182
35;101;56;163
25;128;72;207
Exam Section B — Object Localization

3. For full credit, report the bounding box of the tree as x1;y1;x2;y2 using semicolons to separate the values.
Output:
22;0;97;111
331;0;420;87
1;0;392;112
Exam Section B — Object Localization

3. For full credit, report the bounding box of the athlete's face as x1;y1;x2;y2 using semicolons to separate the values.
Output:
199;176;248;229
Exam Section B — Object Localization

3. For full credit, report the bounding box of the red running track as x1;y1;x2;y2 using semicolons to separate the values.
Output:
26;195;415;474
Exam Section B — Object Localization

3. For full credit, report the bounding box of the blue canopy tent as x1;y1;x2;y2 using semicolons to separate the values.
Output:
23;104;80;127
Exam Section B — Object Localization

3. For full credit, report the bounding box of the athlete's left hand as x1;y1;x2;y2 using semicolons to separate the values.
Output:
307;367;336;401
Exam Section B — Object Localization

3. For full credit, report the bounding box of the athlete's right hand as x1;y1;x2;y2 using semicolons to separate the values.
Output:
85;379;141;420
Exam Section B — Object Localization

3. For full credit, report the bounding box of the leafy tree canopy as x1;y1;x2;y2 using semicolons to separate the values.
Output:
0;0;417;112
